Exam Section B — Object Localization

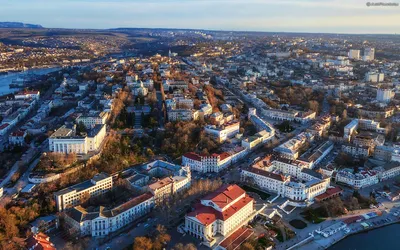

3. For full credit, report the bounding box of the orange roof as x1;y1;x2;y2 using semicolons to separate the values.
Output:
25;233;56;250
203;184;246;210
148;177;173;191
219;226;254;250
315;187;343;201
188;193;254;225
219;152;231;161
17;90;40;95
0;123;10;130
183;152;202;161
10;130;26;137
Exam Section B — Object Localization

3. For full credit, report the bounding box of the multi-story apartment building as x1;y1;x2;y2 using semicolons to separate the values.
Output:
273;132;314;160
182;147;248;173
299;141;334;168
248;109;275;134
378;161;400;181
15;90;40;100
335;169;379;189
358;108;395;119
365;72;384;83
184;185;255;247
353;132;384;148
348;49;360;60
241;157;330;203
261;108;316;124
241;130;273;150
204;121;240;143
123;160;191;203
147;177;174;204
165;96;194;110
54;173;113;211
374;145;400;162
167;109;199;122
342;144;371;158
49;124;106;154
344;119;358;139
307;115;331;137
376;88;394;103
64;192;154;237
362;47;375;61
76;112;108;129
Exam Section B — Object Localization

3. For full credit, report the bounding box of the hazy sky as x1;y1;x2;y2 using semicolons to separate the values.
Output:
0;0;399;33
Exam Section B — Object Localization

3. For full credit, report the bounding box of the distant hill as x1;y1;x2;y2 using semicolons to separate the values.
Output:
0;22;43;29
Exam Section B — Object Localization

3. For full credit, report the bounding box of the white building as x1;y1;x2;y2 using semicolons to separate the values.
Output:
348;49;361;60
184;185;255;247
261;108;316;124
183;147;248;173
168;109;199;122
363;48;375;61
335;169;378;189
204;121;240;143
241;130;274;150
64;192;154;237
123;160;191;204
365;72;384;83
376;89;394;103
49;124;106;154
241;156;330;203
273;132;314;160
8;130;27;146
76;112;108;129
54;173;113;211
342;144;371;158
15;90;40;100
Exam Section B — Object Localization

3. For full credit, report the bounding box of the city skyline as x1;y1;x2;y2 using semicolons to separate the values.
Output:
0;0;399;34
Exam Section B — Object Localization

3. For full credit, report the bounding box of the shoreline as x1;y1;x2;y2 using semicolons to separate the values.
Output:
327;220;400;249
0;66;61;97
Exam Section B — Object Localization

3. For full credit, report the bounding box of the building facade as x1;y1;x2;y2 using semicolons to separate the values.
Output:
54;173;113;211
64;192;154;237
184;185;255;247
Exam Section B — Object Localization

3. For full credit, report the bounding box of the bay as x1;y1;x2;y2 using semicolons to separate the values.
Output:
329;223;400;250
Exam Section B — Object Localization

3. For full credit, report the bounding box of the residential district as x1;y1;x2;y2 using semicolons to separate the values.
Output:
0;29;399;250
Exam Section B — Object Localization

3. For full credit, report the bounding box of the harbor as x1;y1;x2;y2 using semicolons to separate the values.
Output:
0;67;60;95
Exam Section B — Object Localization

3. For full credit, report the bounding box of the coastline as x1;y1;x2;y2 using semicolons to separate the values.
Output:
327;220;400;249
0;66;61;96
294;214;400;250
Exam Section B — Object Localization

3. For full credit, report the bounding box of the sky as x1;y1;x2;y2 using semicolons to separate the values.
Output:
0;0;399;34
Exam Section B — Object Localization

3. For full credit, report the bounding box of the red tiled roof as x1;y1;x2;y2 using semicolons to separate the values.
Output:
183;152;202;161
10;130;26;137
343;215;362;225
203;184;246;210
111;192;153;216
219;152;231;161
246;167;286;182
0;123;10;130
17;90;40;95
25;233;56;250
187;194;254;225
315;187;343;201
219;226;254;250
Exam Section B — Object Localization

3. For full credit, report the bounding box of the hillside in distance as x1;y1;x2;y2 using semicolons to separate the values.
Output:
0;22;43;29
